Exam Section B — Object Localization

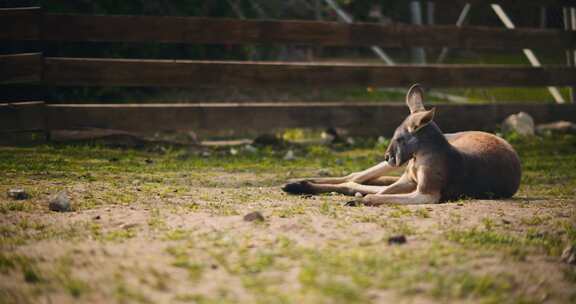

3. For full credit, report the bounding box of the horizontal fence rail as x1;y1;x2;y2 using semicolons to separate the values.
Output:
430;0;576;6
3;54;575;88
41;57;576;88
2;8;575;50
0;54;576;88
2;102;576;136
45;103;576;137
0;7;39;40
0;101;45;133
41;15;576;50
2;6;576;137
0;53;43;84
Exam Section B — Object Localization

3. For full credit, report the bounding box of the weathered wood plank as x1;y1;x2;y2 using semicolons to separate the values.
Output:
46;103;576;137
0;7;40;40
431;0;576;7
0;53;43;84
40;14;576;49
43;58;576;88
0;101;45;133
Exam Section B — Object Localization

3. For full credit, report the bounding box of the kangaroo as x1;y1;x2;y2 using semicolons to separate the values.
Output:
282;84;521;205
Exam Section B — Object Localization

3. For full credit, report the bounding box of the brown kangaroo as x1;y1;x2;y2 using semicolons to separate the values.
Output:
282;84;521;205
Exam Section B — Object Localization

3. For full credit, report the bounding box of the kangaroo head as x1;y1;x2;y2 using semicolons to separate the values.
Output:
385;84;436;167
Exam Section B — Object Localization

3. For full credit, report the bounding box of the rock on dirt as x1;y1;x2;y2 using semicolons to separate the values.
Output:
7;189;29;200
536;121;576;135
502;112;535;136
561;245;576;265
388;235;407;245
48;192;72;212
243;211;265;222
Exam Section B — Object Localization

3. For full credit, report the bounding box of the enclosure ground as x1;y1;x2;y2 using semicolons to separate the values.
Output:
0;134;575;303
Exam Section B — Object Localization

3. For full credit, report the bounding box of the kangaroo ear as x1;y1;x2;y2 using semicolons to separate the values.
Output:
409;108;436;132
406;84;425;114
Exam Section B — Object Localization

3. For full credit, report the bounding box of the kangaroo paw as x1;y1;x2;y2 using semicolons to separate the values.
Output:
282;181;317;195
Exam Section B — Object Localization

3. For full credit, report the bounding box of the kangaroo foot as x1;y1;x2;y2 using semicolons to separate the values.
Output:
282;181;318;195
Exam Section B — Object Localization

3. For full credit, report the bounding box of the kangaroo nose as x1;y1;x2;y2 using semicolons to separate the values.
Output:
384;154;390;162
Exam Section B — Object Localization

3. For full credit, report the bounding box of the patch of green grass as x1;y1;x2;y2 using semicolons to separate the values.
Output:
142;267;171;291
147;208;167;230
520;215;546;226
22;264;42;283
0;253;42;283
299;265;367;304
114;279;152;304
166;245;204;281
481;217;495;230
318;200;339;218
509;134;576;198
389;206;413;218
390;221;416;236
447;227;564;255
102;228;137;242
273;203;307;218
0;134;573;199
164;229;190;241
0;201;35;214
290;242;524;303
415;208;431;218
429;271;514;301
0;220;92;246
173;293;208;303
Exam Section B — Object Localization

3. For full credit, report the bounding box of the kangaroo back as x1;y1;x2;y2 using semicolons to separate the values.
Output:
442;131;521;201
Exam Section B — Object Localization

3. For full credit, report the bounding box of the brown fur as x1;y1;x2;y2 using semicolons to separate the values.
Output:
440;131;521;201
282;85;522;205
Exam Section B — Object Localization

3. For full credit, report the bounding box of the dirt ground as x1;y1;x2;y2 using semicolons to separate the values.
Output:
0;134;575;303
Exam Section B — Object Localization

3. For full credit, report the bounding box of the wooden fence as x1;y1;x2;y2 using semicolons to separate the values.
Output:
1;5;576;138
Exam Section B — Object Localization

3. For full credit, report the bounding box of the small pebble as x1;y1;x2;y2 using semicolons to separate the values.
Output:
354;192;363;198
388;235;407;245
48;192;72;212
7;189;29;200
243;211;265;222
93;215;101;220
